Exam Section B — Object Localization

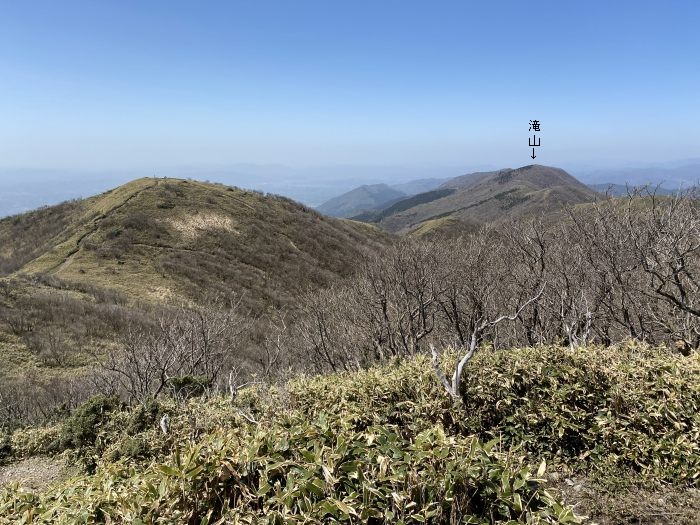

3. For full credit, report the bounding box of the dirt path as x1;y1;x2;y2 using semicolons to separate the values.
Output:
0;456;74;492
52;180;159;274
550;473;700;524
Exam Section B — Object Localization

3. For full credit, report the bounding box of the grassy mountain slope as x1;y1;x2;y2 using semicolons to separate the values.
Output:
1;177;390;310
1;344;698;523
316;183;406;218
362;165;598;234
0;178;391;385
0;199;88;276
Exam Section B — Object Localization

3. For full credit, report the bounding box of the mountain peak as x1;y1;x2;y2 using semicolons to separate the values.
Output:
359;165;597;234
0;177;390;312
316;184;406;218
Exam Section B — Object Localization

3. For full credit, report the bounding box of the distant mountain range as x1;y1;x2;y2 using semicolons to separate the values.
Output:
588;183;678;197
316;184;407;218
0;166;459;219
317;162;699;224
317;163;700;236
577;163;700;189
316;178;448;218
1;162;697;220
390;178;450;196
324;165;596;235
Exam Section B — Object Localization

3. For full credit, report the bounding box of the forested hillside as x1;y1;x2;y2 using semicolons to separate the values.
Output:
0;177;390;309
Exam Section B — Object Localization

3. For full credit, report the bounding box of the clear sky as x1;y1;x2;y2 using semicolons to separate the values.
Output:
1;0;699;172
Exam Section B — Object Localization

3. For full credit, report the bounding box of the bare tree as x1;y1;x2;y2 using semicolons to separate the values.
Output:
359;240;444;357
294;286;366;373
500;219;550;346
0;303;35;335
627;189;700;350
286;190;700;388
430;286;544;403
257;310;288;379
98;297;248;402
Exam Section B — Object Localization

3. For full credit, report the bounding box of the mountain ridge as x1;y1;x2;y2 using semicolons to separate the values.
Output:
356;165;598;234
1;177;391;311
315;183;406;218
315;177;450;218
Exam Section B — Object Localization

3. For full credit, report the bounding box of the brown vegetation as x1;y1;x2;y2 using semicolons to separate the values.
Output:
0;183;697;435
359;165;598;233
282;189;699;376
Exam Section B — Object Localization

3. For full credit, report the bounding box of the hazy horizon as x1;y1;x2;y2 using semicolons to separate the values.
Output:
1;1;699;216
1;157;700;219
2;1;699;172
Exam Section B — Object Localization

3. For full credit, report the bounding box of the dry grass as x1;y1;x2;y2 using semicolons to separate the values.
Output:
0;177;392;392
168;213;237;240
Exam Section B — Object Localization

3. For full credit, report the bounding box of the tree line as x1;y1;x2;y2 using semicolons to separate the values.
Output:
287;191;699;377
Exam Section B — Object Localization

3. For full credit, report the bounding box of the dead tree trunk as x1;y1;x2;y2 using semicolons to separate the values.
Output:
431;286;544;403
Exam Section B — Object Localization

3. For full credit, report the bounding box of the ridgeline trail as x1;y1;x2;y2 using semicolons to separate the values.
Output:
50;180;160;275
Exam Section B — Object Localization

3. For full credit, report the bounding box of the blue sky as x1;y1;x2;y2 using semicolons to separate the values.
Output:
0;0;699;172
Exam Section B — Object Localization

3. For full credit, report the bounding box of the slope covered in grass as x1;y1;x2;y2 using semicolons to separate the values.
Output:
1;344;698;523
1;178;391;310
362;165;598;234
0;178;392;395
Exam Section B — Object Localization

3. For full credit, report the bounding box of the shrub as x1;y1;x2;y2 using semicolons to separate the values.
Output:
9;425;61;458
125;398;163;434
1;344;697;523
166;375;211;400
58;395;120;451
0;415;579;524
0;431;11;464
104;436;150;463
285;345;700;485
